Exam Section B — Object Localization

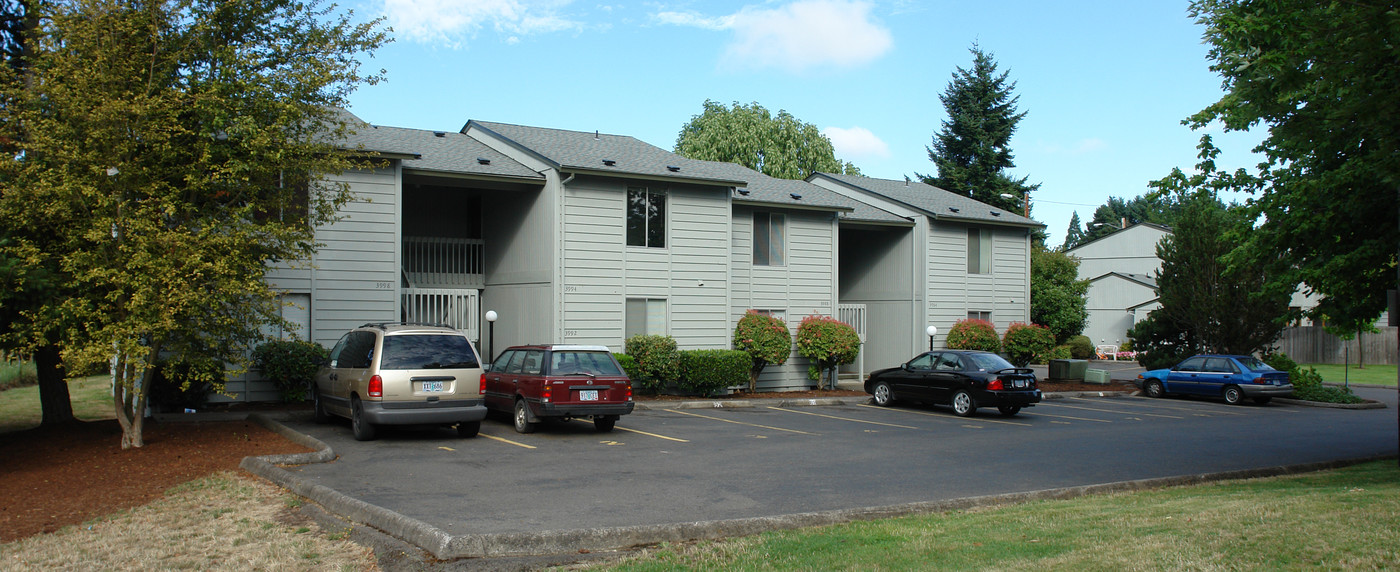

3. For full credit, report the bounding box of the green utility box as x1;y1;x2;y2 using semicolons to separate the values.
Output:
1084;368;1112;385
1048;359;1089;381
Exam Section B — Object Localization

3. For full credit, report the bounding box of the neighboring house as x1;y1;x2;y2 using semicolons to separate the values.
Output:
807;174;1043;373
226;112;1042;400
1064;223;1172;347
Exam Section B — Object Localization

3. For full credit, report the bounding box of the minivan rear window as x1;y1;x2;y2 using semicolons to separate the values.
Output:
550;351;623;376
380;335;479;370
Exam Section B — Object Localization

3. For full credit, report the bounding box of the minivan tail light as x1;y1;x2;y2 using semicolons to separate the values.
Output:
478;373;487;395
368;375;383;398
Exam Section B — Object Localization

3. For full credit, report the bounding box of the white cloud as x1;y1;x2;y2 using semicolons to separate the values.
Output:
823;126;890;159
658;1;893;72
382;0;580;46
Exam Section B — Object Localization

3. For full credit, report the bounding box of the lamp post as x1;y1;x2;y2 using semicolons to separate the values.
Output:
926;326;938;352
484;310;497;366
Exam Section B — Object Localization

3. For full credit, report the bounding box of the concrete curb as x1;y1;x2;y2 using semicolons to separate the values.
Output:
1274;397;1387;410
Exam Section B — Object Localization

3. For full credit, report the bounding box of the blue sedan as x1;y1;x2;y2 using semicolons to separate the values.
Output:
1136;354;1293;405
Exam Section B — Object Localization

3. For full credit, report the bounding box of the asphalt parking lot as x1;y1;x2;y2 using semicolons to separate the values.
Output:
270;385;1398;557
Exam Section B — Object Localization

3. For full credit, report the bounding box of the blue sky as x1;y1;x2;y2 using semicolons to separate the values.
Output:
341;0;1263;247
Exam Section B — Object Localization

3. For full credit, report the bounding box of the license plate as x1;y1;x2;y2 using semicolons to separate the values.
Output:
422;381;445;393
580;390;599;401
1014;380;1027;389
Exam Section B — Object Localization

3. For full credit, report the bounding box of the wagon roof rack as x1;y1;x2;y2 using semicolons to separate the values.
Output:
359;321;453;330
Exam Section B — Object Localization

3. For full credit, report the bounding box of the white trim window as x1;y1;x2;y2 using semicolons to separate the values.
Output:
967;227;992;274
626;186;666;248
753;212;786;266
625;298;667;338
968;310;991;322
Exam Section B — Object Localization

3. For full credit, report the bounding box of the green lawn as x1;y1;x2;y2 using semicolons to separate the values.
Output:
1303;363;1397;387
608;461;1400;571
0;375;114;433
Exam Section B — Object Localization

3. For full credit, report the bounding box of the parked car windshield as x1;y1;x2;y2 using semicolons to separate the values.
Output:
1234;356;1275;372
965;352;1014;372
380;335;480;370
550;351;623;376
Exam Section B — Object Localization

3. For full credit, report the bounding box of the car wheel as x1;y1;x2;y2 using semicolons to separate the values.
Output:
1253;396;1272;405
513;400;537;434
1223;385;1245;405
456;420;480;438
312;386;330;424
594;417;616;432
951;390;977;417
1144;379;1165;398
351;398;377;441
871;381;894;407
997;405;1021;417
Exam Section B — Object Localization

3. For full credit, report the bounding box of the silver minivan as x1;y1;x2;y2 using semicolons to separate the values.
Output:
313;322;487;440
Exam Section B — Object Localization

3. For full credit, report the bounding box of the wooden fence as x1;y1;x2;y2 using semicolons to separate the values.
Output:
1276;326;1398;365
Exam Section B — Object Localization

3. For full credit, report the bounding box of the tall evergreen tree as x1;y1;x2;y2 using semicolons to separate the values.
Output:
1062;211;1085;250
918;44;1037;213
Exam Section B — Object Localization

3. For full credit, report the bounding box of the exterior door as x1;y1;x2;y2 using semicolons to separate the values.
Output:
891;353;936;400
927;353;966;403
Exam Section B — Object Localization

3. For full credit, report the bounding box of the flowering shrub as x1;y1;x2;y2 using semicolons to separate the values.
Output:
795;315;860;389
732;310;792;392
946;319;1000;353
624;335;680;393
678;349;750;396
1001;323;1055;367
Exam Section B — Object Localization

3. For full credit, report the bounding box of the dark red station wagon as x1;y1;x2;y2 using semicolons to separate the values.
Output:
483;345;634;433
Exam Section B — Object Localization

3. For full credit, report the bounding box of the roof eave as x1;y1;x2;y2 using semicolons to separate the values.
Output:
561;166;747;188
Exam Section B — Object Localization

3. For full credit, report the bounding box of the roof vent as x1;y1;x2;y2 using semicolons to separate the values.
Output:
602;159;616;166
790;193;802;200
736;188;750;196
433;131;446;137
948;207;960;213
667;165;681;172
477;157;491;165
595;130;600;140
990;211;1002;216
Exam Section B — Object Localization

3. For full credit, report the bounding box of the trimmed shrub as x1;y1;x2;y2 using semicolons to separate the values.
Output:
148;355;223;411
1002;323;1056;367
625;335;680;393
1066;335;1095;359
732;310;792;392
253;340;329;402
1263;352;1363;404
614;353;642;381
1039;345;1072;364
946;319;1000;353
795;316;861;389
678;349;750;396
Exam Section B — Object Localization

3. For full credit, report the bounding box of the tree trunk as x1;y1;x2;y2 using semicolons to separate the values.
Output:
36;343;73;425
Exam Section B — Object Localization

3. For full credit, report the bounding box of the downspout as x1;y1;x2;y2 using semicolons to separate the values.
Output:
557;172;575;344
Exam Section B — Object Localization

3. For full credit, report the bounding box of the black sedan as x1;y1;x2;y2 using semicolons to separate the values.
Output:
865;350;1041;417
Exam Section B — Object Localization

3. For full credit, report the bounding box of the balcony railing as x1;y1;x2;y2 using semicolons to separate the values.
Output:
403;236;484;289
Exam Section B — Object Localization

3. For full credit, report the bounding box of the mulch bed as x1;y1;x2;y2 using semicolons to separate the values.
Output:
0;419;312;543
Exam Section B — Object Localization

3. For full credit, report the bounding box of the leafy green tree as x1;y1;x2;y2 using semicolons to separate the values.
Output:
1179;0;1398;337
0;0;387;448
918;44;1038;214
1030;247;1089;343
1127;193;1293;367
674;100;860;180
1001;323;1055;367
732;310;791;392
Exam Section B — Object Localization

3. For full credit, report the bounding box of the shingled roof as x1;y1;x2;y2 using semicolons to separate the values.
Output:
466;120;746;187
810;172;1044;228
336;112;542;182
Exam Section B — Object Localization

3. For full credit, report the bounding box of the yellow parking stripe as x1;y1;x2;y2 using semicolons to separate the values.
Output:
666;409;819;435
856;404;1033;427
615;426;690;443
479;434;536;449
770;406;923;429
1042;402;1184;419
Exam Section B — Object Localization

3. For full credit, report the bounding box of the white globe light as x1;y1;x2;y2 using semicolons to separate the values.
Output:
926;326;937;337
485;310;498;322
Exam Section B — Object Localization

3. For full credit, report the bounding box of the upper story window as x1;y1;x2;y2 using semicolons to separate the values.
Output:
967;227;992;274
626;186;666;248
753;212;786;266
